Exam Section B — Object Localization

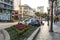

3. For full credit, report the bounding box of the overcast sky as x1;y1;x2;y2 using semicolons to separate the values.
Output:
14;0;48;13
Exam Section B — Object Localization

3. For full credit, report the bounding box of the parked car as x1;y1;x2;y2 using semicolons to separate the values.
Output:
17;20;28;29
18;20;25;24
39;19;44;25
41;18;46;21
25;18;41;27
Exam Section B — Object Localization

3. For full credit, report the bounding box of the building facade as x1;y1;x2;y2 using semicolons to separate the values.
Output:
37;6;44;13
12;10;19;20
48;0;60;16
56;0;60;15
19;4;35;19
0;0;13;21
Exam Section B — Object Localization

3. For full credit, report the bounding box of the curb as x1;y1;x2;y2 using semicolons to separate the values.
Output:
0;27;40;40
27;27;40;40
1;30;10;40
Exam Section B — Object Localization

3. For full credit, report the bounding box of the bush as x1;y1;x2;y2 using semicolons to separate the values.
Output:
5;25;38;40
5;25;29;40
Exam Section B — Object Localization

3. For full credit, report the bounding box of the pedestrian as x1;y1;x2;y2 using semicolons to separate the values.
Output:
54;19;55;23
57;17;59;21
55;18;57;23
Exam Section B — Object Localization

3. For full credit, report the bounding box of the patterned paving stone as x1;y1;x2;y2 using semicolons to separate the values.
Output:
34;21;60;40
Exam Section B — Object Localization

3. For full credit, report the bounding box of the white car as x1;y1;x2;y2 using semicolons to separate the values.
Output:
41;18;45;21
18;20;25;24
25;19;31;25
25;18;41;26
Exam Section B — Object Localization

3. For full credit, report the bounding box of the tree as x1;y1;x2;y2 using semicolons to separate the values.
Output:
35;12;42;18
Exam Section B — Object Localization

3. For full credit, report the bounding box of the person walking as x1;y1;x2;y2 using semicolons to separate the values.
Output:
54;19;56;23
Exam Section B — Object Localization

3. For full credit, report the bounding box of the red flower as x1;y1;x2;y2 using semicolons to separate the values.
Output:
15;24;27;29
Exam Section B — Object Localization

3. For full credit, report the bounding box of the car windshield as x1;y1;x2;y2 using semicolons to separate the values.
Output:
25;18;38;23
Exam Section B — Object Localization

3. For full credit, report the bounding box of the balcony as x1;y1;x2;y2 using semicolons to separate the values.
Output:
0;4;13;10
0;6;13;10
0;3;4;8
0;1;13;6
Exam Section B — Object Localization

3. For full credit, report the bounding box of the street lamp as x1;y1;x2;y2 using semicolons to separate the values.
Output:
49;0;57;32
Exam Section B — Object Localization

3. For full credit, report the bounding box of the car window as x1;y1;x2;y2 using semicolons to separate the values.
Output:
25;20;28;22
25;19;30;22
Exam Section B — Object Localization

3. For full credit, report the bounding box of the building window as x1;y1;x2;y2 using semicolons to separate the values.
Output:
3;9;6;13
10;1;13;4
4;4;6;7
4;4;10;8
4;0;10;3
0;8;2;13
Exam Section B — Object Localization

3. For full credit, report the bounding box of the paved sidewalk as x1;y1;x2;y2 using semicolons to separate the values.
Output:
54;21;60;26
0;31;4;40
53;21;60;33
0;22;18;40
0;22;18;30
0;32;4;40
34;21;60;40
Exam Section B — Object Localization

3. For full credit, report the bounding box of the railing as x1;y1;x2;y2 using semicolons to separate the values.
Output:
0;1;13;6
0;6;13;10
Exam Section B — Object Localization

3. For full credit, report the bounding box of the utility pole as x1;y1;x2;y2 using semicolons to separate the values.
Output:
49;0;57;32
49;0;54;32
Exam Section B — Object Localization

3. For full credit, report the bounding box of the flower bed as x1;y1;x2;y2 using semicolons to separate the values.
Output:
15;23;28;29
5;25;37;40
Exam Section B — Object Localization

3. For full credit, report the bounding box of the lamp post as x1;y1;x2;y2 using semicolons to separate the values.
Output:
49;0;57;32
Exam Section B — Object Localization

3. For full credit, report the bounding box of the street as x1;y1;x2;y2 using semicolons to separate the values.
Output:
0;22;18;40
0;21;60;40
0;0;60;40
34;21;60;40
0;22;18;30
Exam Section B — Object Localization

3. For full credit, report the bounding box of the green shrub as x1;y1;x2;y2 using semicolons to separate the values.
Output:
5;25;37;40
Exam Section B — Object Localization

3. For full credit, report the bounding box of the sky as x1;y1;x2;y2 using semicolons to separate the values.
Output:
14;0;20;10
14;0;48;13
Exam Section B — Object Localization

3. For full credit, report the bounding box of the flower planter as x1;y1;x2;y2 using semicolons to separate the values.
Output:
5;25;38;40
